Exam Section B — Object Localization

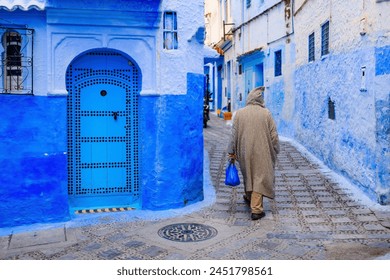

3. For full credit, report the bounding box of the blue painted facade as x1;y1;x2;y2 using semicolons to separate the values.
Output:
0;0;205;227
237;50;265;110
294;46;390;205
0;96;69;227
374;46;390;205
140;73;204;210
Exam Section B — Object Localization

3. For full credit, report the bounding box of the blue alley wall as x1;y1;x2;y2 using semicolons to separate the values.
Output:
0;95;70;227
374;46;390;204
266;79;295;138
0;73;205;227
293;46;390;205
140;73;205;210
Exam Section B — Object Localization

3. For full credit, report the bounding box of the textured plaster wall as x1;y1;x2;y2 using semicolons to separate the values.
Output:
204;0;223;46
374;46;390;204
0;0;206;227
0;95;69;227
157;0;204;95
0;73;205;227
294;49;378;199
2;0;205;97
140;73;204;210
265;39;296;138
293;0;390;204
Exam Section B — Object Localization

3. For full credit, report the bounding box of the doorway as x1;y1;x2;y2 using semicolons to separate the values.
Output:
66;49;141;210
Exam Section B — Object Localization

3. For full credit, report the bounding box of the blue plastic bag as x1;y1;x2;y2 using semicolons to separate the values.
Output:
225;162;240;186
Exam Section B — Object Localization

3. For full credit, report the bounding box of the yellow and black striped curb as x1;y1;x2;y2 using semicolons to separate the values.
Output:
75;207;135;214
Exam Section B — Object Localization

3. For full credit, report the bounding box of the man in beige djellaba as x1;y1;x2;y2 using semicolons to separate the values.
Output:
228;86;280;220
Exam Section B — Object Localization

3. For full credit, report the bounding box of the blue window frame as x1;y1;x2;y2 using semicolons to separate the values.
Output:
321;21;329;56
163;11;178;50
308;32;315;62
274;50;282;77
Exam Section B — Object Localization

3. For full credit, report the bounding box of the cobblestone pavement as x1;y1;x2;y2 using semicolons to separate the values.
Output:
1;114;389;260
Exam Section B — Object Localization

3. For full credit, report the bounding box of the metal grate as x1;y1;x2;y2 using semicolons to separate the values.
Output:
158;223;218;242
0;26;33;94
308;32;315;62
66;50;140;207
321;21;330;56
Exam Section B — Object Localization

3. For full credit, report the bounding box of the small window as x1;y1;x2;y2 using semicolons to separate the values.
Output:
274;50;282;77
4;31;22;91
321;21;330;56
163;11;178;50
1;27;33;94
238;64;242;75
246;0;251;8
308;32;315;62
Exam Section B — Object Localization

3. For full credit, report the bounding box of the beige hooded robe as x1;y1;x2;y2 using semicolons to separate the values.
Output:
227;87;280;198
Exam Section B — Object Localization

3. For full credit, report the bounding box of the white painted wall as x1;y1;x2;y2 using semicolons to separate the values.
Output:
1;0;205;96
158;0;204;95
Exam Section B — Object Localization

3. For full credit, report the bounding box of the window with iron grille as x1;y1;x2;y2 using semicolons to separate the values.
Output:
308;32;315;62
1;27;33;94
246;0;251;8
163;11;178;50
321;21;329;56
274;50;282;77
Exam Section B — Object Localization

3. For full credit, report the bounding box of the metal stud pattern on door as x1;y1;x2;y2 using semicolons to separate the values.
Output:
66;50;140;209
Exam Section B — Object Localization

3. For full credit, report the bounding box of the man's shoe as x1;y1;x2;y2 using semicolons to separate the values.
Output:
251;212;265;220
243;195;250;204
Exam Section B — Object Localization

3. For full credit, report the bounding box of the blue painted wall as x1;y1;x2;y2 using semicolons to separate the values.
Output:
0;73;205;227
140;73;204;210
0;0;206;228
266;79;295;137
292;46;390;204
374;46;390;205
375;46;390;76
0;95;70;227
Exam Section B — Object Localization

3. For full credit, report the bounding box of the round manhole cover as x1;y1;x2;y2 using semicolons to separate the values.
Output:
158;223;218;242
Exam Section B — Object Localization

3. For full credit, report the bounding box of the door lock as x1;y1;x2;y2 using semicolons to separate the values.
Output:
112;111;119;120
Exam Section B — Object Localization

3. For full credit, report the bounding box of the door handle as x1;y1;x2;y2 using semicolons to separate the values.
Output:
112;111;119;120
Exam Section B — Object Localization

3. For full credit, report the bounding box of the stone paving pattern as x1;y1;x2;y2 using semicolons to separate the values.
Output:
0;114;389;260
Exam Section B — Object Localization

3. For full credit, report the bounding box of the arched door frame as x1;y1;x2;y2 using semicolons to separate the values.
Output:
66;48;142;210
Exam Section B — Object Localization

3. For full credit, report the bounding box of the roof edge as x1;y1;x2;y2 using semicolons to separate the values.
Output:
0;1;46;11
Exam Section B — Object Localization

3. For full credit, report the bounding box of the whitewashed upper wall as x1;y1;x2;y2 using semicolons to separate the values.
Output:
1;0;205;96
46;6;159;96
205;0;223;46
230;1;289;56
157;0;204;95
294;0;390;66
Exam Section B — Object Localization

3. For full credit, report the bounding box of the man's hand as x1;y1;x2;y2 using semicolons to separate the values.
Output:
228;153;236;163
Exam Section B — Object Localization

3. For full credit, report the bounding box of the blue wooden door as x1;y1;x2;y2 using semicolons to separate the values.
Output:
67;49;140;210
244;67;253;103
